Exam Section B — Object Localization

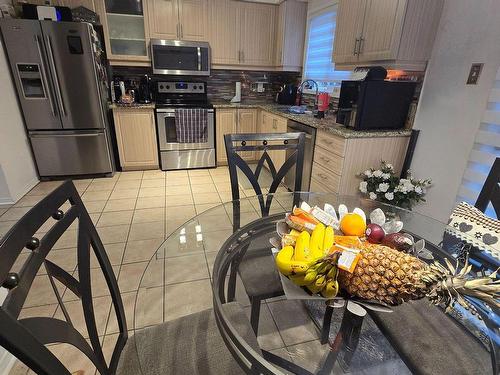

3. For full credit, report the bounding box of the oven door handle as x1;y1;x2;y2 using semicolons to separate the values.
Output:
156;108;214;114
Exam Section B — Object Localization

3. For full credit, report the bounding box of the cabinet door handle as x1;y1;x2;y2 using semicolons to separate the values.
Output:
320;156;330;163
241;50;244;62
359;37;365;55
322;139;333;145
318;173;328;179
353;38;360;56
180;24;183;39
176;24;180;39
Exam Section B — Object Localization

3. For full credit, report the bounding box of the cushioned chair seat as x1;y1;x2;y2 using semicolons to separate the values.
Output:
117;302;259;375
238;247;284;298
369;299;492;375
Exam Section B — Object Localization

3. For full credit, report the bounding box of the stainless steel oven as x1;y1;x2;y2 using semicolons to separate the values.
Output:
155;81;215;170
151;39;210;76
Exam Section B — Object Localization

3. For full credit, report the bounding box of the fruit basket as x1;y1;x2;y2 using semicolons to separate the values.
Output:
271;201;500;313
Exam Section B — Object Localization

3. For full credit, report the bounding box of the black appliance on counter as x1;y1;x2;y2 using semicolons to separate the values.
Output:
276;84;297;105
137;74;152;103
337;68;416;131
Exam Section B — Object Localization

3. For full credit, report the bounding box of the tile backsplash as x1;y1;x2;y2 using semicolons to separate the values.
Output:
206;69;300;101
111;66;301;102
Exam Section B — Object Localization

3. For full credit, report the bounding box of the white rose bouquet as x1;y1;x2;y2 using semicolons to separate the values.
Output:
358;161;431;209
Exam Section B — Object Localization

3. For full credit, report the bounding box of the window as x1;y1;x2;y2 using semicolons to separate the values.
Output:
302;4;351;94
456;67;500;218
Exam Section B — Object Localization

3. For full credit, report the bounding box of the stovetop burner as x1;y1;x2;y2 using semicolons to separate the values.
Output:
154;80;211;108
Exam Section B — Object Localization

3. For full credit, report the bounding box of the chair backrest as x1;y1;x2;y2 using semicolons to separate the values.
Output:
475;157;500;219
0;181;127;375
224;132;305;228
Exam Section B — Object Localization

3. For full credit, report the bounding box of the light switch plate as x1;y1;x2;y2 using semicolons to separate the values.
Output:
466;63;483;85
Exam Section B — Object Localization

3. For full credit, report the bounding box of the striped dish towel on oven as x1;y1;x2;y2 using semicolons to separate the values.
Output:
174;108;208;143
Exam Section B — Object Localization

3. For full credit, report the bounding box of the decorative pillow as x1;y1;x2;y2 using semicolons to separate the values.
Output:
445;202;500;261
442;202;499;351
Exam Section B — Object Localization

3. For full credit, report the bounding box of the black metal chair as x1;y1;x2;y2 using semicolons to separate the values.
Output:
224;132;305;334
0;180;257;375
366;159;500;375
475;157;500;219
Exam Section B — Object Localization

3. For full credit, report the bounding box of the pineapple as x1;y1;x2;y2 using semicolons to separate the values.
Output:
336;243;500;309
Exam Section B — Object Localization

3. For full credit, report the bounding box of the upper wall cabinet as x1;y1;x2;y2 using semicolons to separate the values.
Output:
148;0;178;40
239;2;276;67
333;0;444;71
95;0;150;65
275;0;307;71
148;0;209;41
210;0;277;68
209;0;241;65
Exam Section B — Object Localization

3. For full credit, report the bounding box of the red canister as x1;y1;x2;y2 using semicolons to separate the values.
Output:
317;92;330;111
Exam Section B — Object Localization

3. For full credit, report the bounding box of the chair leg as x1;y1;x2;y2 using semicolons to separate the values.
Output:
250;297;261;335
320;304;334;344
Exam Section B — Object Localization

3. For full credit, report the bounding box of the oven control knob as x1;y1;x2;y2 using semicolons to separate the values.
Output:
166;85;170;89
193;86;197;90
159;85;164;90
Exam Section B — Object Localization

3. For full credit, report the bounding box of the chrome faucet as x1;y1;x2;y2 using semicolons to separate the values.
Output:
297;79;319;108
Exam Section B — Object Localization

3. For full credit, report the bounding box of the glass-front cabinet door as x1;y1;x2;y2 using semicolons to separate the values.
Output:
98;0;150;63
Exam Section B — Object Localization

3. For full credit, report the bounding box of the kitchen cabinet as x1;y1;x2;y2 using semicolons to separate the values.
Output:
239;2;276;67
95;0;150;65
148;0;209;41
275;0;307;72
216;109;237;164
238;109;257;161
210;0;277;68
178;0;209;41
216;109;258;165
148;0;178;40
209;0;240;65
311;130;410;194
333;0;444;71
259;110;288;172
112;108;159;170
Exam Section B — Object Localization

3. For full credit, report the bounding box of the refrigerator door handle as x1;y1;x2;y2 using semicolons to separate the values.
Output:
85;24;107;127
34;35;56;117
31;133;101;138
45;35;66;117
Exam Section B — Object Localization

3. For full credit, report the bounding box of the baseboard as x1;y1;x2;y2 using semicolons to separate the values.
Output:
0;177;39;206
12;177;39;202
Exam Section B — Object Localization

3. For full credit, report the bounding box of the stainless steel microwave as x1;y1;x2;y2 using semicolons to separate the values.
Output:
151;39;210;76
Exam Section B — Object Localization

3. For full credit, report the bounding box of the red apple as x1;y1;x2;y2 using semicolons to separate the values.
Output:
365;223;385;243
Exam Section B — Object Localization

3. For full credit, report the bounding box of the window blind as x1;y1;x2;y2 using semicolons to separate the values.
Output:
457;67;500;217
303;5;351;91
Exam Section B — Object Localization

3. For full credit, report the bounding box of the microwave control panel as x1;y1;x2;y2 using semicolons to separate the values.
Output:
157;81;206;94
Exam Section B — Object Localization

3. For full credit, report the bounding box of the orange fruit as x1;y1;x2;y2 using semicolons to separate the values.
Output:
340;213;366;236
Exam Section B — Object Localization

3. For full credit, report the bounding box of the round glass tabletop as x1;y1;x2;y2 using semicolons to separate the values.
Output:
133;192;499;374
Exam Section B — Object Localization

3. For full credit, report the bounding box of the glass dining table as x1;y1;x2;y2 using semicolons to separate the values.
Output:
133;192;499;374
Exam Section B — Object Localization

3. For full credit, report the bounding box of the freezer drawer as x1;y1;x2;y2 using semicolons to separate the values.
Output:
30;131;113;176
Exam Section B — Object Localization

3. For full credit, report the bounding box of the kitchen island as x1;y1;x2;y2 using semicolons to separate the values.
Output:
213;101;412;195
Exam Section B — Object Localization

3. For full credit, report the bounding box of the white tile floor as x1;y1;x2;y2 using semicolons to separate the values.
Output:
2;167;326;375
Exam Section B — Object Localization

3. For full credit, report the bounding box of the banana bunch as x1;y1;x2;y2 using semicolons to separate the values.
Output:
275;223;339;298
302;258;340;299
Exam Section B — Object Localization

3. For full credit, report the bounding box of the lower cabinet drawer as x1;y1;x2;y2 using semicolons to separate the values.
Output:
313;146;344;174
311;162;340;192
310;177;333;193
315;131;346;157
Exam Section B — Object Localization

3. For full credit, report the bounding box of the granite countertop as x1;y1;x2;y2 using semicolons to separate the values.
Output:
109;102;155;109
211;100;412;139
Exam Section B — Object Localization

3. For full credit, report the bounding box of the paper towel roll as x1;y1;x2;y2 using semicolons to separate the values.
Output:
230;82;241;103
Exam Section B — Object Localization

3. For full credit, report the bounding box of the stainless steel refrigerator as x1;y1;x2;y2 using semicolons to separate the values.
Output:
0;19;114;177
